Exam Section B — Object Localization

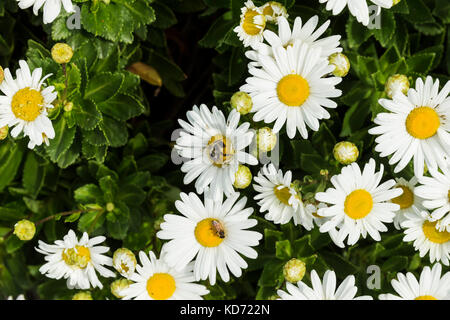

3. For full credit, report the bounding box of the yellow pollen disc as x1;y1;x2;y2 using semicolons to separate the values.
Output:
206;134;235;167
11;87;44;122
121;263;129;273
274;186;293;206
146;273;176;300
344;189;373;220
391;185;414;209
277;74;310;107
263;6;274;16
415;295;438;300
194;218;225;247
448;190;450;202
422;220;450;244
242;9;265;36
405;107;440;139
61;245;91;269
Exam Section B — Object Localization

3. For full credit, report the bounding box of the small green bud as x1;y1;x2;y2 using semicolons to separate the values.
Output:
231;92;253;115
233;165;252;189
51;43;74;64
13;219;36;241
0;126;8;140
333;141;359;165
329;53;350;77
72;291;93;300
113;248;137;278
106;202;115;212
111;278;133;298
257;127;277;153
385;74;409;99
283;258;306;283
64;102;73;112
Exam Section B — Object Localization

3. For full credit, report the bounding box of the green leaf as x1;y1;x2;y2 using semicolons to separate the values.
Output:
406;53;435;74
74;184;104;204
372;11;395;48
275;240;292;260
84;72;124;103
381;256;409;272
22;152;46;198
46;116;76;163
99;116;129;147
97;94;144;121
0;140;25;192
72;98;102;130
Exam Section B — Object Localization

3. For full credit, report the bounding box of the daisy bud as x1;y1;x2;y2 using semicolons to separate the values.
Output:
72;291;93;300
283;258;306;283
257;127;277;152
261;1;288;23
230;91;253;115
106;202;115;212
0;66;4;83
51;43;74;64
0;126;8;140
13;219;36;241
101;0;111;4
111;278;133;299
113;248;137;278
385;74;409;99
64;102;73;112
333;141;359;165
329;53;350;77
234;165;252;189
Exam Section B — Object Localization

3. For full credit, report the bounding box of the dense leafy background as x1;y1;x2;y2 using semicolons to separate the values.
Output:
0;0;449;300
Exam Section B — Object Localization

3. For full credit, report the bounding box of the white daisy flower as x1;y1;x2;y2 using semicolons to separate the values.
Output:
318;0;393;26
156;190;263;285
175;104;257;200
379;263;450;300
16;0;75;24
120;250;209;300
253;163;313;229
233;1;266;48
0;60;56;149
315;158;402;246
277;269;373;300
7;294;25;300
369;76;450;178
246;15;342;66
401;207;450;266
241;41;342;139
415;166;450;232
390;176;425;230
35;230;116;289
260;1;288;23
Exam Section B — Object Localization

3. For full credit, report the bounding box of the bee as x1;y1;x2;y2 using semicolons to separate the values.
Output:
206;138;234;165
211;219;225;239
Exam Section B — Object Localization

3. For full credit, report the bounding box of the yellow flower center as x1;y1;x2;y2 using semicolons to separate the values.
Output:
415;295;438;300
405;107;440;139
277;74;310;106
194;218;225;247
121;263;129;273
344;189;373;219
422;220;450;244
11;87;44;122
274;186;293;206
391;185;414;209
146;273;176;300
263;5;274;16
242;9;265;36
448;190;450;203
206;134;235;167
61;245;91;269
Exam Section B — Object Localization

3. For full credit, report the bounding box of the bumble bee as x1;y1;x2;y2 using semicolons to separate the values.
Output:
206;138;234;165
211;219;225;239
